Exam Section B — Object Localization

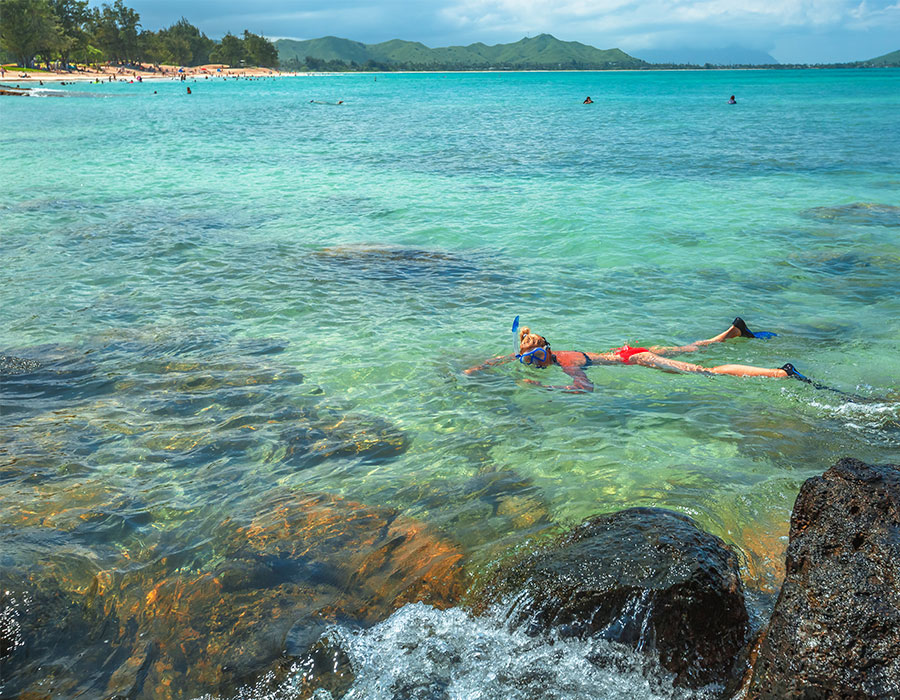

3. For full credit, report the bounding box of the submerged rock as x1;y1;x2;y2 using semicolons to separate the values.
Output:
801;202;900;227
401;469;553;556
70;491;465;700
475;507;749;689
0;569;125;699
747;458;900;699
280;409;409;467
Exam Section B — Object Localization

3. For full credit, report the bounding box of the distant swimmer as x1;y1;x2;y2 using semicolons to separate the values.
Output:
310;100;344;105
583;96;593;104
187;86;192;95
728;95;737;104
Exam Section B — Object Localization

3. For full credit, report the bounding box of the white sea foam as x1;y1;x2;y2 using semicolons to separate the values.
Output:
207;602;715;700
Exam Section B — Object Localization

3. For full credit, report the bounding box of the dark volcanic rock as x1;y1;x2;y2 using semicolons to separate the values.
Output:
476;507;749;688
748;458;900;699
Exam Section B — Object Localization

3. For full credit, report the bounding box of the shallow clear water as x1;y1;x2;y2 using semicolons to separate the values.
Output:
2;69;899;697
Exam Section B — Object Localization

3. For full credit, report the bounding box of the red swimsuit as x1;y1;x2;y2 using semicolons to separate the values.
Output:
612;345;650;364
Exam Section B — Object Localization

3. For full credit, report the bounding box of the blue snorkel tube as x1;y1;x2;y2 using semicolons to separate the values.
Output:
511;315;520;356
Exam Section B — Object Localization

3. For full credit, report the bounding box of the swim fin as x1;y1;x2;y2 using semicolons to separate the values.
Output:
733;317;777;339
780;363;810;383
780;363;875;404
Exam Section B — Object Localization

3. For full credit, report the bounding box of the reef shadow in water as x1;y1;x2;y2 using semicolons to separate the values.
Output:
307;243;513;286
800;202;900;227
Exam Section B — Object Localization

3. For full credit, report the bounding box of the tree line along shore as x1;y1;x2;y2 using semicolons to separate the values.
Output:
0;0;278;72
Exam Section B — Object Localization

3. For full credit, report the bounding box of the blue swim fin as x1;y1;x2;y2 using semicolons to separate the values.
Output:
780;363;810;383
733;317;777;339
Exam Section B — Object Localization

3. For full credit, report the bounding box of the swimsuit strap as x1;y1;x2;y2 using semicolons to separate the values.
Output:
581;352;592;367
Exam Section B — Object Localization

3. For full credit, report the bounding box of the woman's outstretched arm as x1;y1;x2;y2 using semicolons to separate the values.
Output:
523;365;594;393
463;354;515;375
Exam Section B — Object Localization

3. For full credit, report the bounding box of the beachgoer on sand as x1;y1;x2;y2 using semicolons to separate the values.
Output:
583;96;594;104
465;317;793;393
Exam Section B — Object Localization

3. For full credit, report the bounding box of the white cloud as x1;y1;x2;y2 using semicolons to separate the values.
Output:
440;0;895;33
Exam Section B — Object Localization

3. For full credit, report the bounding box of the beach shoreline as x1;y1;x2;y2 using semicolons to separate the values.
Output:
1;63;300;83
2;62;807;84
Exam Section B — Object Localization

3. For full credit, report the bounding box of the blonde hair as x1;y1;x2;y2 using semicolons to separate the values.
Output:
519;327;550;351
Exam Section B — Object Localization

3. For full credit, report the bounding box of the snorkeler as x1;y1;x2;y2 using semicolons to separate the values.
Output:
464;317;789;393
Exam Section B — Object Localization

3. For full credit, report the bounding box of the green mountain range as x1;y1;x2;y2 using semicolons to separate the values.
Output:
858;49;900;67
275;34;646;70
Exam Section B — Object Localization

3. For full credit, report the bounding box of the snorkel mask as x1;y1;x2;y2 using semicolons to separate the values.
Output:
519;346;550;365
512;316;550;367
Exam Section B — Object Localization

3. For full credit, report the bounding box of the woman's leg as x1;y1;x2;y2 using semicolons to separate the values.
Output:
647;322;743;356
631;352;788;378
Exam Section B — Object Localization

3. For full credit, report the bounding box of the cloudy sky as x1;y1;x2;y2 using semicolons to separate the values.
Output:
96;0;899;63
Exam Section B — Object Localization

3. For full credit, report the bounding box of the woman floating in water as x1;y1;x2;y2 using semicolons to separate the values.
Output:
465;317;792;393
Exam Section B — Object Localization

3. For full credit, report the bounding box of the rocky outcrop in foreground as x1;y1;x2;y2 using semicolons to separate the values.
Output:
748;458;900;698
475;507;749;688
1;492;464;700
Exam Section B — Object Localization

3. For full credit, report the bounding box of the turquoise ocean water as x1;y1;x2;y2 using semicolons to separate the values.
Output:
2;70;899;698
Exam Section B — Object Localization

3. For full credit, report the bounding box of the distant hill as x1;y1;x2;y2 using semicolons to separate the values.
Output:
275;34;646;70
858;49;900;67
635;47;779;65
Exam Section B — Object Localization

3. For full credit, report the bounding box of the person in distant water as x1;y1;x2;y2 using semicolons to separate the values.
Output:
465;317;790;393
728;95;737;104
186;86;192;95
583;96;594;104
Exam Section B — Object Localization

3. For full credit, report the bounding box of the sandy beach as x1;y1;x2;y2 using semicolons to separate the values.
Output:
0;62;293;84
